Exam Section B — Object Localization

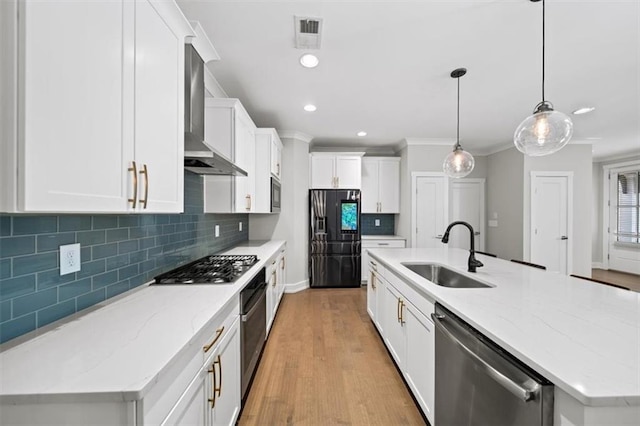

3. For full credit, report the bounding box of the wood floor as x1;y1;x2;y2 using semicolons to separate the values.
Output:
591;268;640;293
239;288;426;426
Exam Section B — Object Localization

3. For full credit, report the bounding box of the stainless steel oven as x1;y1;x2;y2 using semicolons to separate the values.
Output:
240;267;267;399
271;177;281;212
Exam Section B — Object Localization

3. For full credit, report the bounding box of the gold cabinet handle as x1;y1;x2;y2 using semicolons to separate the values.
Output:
280;257;285;270
272;270;277;287
399;300;406;325
139;164;149;209
203;326;225;353
215;354;222;399
397;298;401;323
246;194;251;211
370;272;376;290
277;163;280;176
128;161;138;208
208;355;221;409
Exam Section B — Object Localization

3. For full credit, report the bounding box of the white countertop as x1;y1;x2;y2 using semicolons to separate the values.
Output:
368;247;640;407
362;235;406;240
0;240;285;403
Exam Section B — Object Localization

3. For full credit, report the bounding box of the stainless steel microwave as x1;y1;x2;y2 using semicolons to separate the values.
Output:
271;177;281;212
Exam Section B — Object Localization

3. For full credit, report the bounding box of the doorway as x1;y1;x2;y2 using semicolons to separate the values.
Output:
411;173;448;248
449;179;485;251
530;172;573;274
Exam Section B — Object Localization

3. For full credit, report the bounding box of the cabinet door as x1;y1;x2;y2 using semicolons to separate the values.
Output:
360;159;379;213
266;263;277;334
382;283;405;368
20;0;131;212
378;159;400;213
276;251;286;302
161;364;208;425
134;0;184;213
310;156;336;189
404;302;435;425
366;266;376;321
211;319;241;426
234;113;255;212
270;136;282;179
335;156;361;189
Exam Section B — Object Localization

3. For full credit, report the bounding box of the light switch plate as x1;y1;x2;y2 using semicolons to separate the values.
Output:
239;222;243;231
60;243;81;275
375;219;380;227
215;225;220;237
488;220;498;228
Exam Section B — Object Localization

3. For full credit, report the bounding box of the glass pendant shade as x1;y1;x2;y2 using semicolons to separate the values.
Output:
443;145;474;178
514;102;573;156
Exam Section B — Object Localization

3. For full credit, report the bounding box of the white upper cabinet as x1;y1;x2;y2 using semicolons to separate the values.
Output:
203;98;257;213
361;157;400;213
254;128;282;213
0;0;192;213
309;153;364;189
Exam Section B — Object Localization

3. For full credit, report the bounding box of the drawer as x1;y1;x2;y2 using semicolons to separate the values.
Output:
362;239;406;249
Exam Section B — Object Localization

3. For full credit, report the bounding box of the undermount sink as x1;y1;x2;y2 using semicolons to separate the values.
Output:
402;263;492;289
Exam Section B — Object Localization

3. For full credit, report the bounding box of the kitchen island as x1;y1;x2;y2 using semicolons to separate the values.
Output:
0;240;285;425
368;246;640;425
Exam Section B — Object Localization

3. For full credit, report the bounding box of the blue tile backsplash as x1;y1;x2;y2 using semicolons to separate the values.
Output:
0;172;248;344
361;214;396;235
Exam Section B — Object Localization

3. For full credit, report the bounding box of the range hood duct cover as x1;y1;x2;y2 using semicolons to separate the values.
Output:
183;44;247;176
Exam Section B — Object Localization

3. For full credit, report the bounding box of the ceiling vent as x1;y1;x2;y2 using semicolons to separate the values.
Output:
294;16;323;49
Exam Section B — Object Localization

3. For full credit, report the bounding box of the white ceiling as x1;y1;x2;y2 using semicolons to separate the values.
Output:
177;0;640;160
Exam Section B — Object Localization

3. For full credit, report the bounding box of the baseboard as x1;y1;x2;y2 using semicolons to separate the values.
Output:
592;262;605;270
284;279;309;293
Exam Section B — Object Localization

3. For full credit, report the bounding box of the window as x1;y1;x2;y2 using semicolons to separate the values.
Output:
616;170;639;244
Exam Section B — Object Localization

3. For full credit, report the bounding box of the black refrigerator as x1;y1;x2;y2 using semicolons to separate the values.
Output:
309;189;361;288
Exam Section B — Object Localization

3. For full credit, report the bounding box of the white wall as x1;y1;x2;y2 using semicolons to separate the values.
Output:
523;144;593;276
249;135;310;289
486;148;525;260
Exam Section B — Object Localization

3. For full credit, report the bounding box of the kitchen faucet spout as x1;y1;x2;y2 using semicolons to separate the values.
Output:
441;221;483;273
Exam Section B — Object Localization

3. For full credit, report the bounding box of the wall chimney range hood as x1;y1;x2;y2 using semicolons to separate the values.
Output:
183;44;247;176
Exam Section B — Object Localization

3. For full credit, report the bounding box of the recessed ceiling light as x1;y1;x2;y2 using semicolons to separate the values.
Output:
300;54;319;68
572;107;595;115
357;131;367;137
304;104;317;112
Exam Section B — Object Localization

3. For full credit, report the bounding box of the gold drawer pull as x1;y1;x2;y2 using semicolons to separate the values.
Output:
128;161;138;208
203;326;225;353
399;300;406;325
139;164;149;209
272;270;277;287
216;355;222;398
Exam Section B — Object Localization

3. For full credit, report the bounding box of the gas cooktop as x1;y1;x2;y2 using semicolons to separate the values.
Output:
153;254;259;284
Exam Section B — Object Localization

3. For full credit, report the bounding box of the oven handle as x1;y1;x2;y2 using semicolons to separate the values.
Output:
431;313;538;402
242;288;266;322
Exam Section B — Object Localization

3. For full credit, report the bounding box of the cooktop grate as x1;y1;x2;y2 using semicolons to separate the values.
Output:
154;254;259;284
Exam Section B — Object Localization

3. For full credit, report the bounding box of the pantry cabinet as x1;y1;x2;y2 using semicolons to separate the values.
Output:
203;99;257;213
0;0;192;213
361;157;401;213
309;153;364;189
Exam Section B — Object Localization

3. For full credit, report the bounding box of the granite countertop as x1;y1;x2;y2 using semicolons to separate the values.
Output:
0;240;285;403
368;246;640;407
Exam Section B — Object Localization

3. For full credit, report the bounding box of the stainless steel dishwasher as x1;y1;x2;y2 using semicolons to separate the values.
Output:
431;304;554;426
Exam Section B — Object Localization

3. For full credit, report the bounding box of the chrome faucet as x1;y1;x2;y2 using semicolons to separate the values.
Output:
441;221;484;273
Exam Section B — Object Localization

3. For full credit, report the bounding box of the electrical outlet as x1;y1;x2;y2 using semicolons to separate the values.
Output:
375;219;381;227
60;243;81;275
239;222;243;231
215;225;220;237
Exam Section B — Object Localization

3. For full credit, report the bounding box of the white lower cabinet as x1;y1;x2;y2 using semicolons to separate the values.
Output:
266;246;286;335
161;309;241;426
370;263;435;425
361;239;406;284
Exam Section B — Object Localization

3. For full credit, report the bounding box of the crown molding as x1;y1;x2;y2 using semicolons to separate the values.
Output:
277;130;313;144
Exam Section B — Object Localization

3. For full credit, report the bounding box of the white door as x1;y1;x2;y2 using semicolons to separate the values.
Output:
134;0;184;213
607;169;640;274
412;174;448;248
335;156;362;189
449;179;485;251
310;156;336;188
531;173;572;274
378;159;401;213
361;159;379;213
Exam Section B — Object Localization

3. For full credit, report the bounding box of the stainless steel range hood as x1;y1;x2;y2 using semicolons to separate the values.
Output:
184;44;247;176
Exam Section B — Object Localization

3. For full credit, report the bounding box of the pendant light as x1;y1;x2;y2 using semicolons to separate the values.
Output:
443;68;474;178
514;0;573;156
